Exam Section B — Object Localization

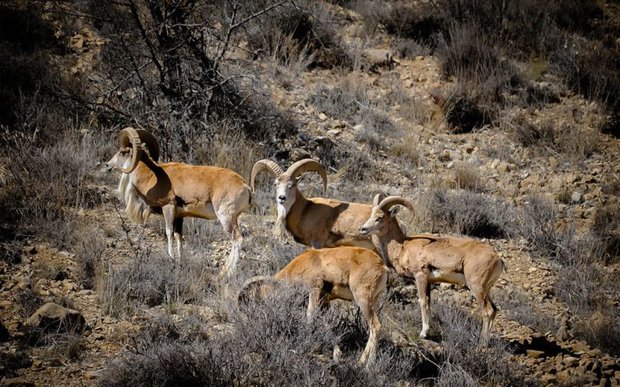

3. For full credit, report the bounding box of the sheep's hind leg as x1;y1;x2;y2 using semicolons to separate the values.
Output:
162;204;177;260
354;289;381;365
173;217;183;261
415;272;431;339
217;210;242;276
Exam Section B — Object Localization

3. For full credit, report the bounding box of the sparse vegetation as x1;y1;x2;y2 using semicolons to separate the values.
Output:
0;0;619;384
417;188;515;238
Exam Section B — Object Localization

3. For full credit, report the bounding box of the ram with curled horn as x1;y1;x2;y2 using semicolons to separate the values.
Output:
359;196;505;343
251;158;395;252
105;127;252;276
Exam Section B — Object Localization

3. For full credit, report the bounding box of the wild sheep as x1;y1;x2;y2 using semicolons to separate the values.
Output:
105;127;251;275
359;196;505;342
239;246;388;365
251;158;393;252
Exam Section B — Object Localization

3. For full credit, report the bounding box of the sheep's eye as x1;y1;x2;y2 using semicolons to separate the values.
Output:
375;216;383;223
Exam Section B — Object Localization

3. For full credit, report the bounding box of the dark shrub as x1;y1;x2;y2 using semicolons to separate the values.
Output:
420;189;515;239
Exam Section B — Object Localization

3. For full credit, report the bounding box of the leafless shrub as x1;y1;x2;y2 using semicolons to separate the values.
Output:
245;0;353;70
44;333;87;364
1;130;99;247
101;283;441;386
390;135;424;170
434;305;533;385
516;195;565;259
394;38;432;59
0;242;22;265
418;188;516;238
494;287;560;335
550;34;619;117
74;223;107;290
442;87;494;133
309;83;365;123
100;250;214;317
353;1;444;46
591;202;620;264
14;288;45;319
554;263;620;356
602;173;620;196
452;162;484;192
515;195;606;265
507;114;555;148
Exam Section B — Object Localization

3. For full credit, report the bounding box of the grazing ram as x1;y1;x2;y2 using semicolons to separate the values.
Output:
239;246;388;365
105;127;251;275
251;158;393;252
359;196;504;342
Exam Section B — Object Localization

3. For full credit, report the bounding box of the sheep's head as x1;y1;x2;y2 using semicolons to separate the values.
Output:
359;195;414;237
251;158;327;215
105;127;160;173
238;276;276;305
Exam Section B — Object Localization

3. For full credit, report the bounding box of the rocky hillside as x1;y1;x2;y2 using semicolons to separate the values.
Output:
1;0;619;386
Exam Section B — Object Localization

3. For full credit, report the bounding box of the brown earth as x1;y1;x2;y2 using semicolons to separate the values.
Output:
1;1;620;386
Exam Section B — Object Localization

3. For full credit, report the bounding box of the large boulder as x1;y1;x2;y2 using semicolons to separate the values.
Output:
25;303;85;334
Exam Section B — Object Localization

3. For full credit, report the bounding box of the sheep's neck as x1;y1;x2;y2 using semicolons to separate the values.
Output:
285;189;309;232
138;154;167;180
378;221;407;274
132;156;174;205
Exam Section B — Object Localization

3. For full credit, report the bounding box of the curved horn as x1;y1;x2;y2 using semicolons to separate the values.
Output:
238;275;271;305
118;127;142;174
286;159;327;195
250;159;284;191
372;192;386;206
135;129;160;162
377;196;415;213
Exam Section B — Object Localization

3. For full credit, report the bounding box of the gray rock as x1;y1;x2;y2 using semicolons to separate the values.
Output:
26;302;86;334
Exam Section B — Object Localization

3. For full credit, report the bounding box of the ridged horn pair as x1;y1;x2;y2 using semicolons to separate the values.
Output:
376;196;415;213
250;158;327;195
117;127;160;174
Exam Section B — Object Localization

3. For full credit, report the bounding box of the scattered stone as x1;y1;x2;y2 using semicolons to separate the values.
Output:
540;374;556;384
570;191;583;204
438;150;452;162
84;371;99;380
563;356;579;366
290;148;311;162
526;349;545;359
26;303;86;334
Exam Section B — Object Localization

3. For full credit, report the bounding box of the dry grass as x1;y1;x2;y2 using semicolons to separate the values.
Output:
416;188;516;238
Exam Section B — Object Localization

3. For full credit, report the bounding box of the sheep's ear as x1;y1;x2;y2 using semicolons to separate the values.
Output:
389;206;401;217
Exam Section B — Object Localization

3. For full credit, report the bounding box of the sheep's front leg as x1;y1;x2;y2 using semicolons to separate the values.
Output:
415;271;431;339
217;210;242;276
306;282;323;320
